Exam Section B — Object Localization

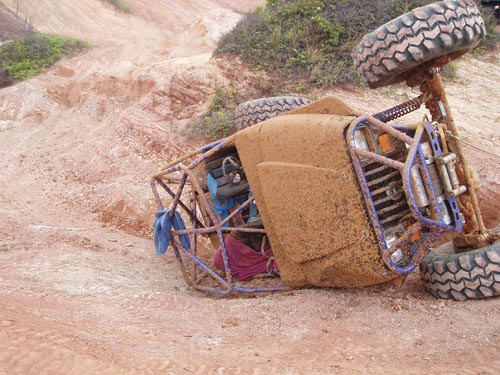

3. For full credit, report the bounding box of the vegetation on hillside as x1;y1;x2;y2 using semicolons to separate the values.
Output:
190;0;436;140
215;0;499;89
185;87;239;140
184;0;500;141
215;0;437;88
0;34;89;87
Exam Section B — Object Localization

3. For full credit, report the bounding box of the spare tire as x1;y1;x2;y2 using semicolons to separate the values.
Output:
234;96;311;130
419;240;500;301
352;0;486;88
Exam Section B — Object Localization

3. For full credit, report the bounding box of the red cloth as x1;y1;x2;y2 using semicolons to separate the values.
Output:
213;236;279;281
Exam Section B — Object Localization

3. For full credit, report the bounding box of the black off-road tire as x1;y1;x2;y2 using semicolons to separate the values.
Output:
419;240;500;301
234;96;311;130
352;0;486;88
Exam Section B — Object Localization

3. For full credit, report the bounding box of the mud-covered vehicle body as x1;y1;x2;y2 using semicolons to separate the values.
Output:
151;0;500;299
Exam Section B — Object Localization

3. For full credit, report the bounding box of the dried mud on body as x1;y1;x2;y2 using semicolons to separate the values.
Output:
1;0;500;374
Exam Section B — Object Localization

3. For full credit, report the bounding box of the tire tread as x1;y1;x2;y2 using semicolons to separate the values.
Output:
234;96;311;130
352;0;485;88
419;241;500;300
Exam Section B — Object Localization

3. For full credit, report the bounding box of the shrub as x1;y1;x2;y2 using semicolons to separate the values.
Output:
0;66;14;87
0;34;90;86
188;110;235;140
215;0;498;89
186;87;238;140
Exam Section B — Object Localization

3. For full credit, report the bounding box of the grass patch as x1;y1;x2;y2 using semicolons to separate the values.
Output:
441;61;458;80
0;34;90;87
215;0;499;90
104;0;132;13
192;1;499;140
215;0;435;89
185;87;239;140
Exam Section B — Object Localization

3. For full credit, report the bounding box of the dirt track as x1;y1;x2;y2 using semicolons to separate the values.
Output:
1;1;499;374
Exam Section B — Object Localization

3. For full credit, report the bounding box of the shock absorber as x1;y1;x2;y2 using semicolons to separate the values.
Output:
374;95;424;123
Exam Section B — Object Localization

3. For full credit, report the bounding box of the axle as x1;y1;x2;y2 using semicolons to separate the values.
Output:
404;63;496;249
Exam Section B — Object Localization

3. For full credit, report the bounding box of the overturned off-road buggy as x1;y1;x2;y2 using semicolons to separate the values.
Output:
151;0;500;300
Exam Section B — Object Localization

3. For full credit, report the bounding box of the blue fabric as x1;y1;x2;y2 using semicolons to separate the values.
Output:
153;209;191;255
207;173;235;227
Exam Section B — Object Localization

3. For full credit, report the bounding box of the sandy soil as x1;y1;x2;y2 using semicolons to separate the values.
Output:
0;1;499;374
0;3;23;43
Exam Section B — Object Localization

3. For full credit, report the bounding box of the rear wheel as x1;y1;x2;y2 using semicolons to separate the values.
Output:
352;0;486;88
234;96;311;130
419;240;500;300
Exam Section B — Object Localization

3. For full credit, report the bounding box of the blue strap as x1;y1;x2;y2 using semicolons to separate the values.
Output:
153;209;191;255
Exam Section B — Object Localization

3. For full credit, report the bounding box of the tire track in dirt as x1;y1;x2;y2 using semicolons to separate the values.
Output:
0;313;131;374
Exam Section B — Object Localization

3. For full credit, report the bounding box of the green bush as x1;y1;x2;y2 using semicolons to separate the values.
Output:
215;0;498;89
189;110;235;140
441;61;458;80
0;34;90;86
186;87;239;140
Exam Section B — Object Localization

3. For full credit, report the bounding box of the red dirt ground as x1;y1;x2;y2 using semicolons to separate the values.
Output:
0;1;499;374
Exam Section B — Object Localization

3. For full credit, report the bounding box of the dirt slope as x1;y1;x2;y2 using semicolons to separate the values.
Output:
0;1;499;374
0;3;23;43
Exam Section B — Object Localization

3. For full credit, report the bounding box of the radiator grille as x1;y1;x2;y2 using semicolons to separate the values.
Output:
361;151;411;232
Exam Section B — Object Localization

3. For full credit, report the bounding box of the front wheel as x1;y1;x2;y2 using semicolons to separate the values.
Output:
419;240;500;301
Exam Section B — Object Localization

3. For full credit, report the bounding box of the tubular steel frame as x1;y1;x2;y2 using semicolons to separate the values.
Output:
151;135;283;294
